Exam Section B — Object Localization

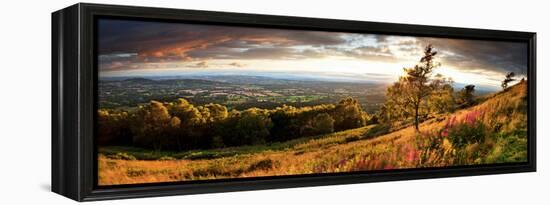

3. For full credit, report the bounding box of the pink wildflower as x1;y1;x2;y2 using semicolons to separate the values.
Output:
338;159;347;167
445;116;457;128
463;110;480;125
406;148;419;162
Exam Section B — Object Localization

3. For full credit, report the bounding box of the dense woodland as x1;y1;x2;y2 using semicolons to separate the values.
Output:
98;97;370;150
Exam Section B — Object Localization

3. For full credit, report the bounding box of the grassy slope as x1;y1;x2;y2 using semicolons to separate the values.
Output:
98;81;528;185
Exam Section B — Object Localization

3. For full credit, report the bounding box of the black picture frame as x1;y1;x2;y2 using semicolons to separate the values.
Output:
52;3;536;201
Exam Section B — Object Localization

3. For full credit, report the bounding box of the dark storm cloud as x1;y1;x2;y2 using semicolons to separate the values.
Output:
185;46;327;60
426;38;528;75
98;19;528;76
350;35;528;76
98;19;347;66
383;37;528;76
98;53;140;71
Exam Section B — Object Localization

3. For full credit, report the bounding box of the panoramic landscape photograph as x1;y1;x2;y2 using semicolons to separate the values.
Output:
96;19;529;186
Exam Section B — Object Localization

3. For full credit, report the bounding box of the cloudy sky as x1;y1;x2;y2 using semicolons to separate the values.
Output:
98;19;528;89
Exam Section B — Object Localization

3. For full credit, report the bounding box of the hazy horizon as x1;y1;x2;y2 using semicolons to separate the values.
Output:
98;19;528;90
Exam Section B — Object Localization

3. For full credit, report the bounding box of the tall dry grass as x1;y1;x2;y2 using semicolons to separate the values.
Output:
99;81;528;185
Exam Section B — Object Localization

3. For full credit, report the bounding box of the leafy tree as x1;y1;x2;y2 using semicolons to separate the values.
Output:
378;84;410;124
131;101;172;150
204;103;228;122
168;99;200;122
188;103;230;148
456;84;475;106
234;108;273;145
167;99;203;150
219;110;243;146
271;105;300;140
201;103;228;147
97;109;132;145
333;97;367;131
381;45;445;131
170;116;181;128
270;104;335;141
311;113;335;135
501;72;516;90
167;116;182;150
429;74;455;114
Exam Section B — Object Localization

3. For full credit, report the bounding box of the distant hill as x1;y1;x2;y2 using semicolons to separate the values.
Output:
182;75;299;85
100;74;382;85
452;82;499;94
102;77;228;86
122;77;155;83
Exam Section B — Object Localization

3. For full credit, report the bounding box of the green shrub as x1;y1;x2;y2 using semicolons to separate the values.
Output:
440;110;487;148
159;156;176;161
446;122;487;148
109;152;137;160
247;159;278;172
344;136;361;143
363;124;390;139
484;131;527;163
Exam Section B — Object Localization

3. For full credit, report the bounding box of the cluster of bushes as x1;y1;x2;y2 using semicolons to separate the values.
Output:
98;97;371;151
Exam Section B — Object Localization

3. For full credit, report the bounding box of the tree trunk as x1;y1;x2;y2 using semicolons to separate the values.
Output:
414;103;419;131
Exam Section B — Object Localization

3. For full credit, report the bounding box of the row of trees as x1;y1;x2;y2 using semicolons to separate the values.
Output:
98;97;371;151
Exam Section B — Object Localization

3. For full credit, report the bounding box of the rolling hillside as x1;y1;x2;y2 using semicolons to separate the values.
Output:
98;81;528;185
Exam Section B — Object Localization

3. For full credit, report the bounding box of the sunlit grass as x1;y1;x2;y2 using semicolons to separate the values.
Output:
98;81;528;185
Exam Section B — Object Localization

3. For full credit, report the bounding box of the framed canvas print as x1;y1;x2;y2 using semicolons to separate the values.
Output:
52;3;536;201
